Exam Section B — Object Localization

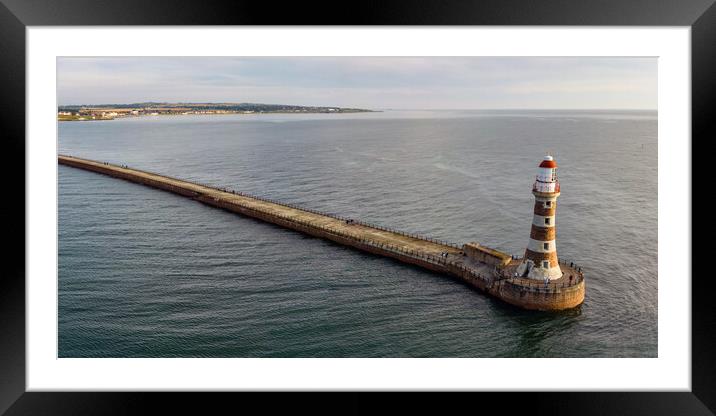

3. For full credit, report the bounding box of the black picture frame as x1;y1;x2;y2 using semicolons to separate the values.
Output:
1;0;712;414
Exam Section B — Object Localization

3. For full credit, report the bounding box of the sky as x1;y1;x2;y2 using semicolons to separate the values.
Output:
57;57;657;110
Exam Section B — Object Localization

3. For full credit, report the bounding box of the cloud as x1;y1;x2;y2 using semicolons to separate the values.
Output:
57;57;657;109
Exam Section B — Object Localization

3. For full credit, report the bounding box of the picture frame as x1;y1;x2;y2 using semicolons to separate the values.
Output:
1;0;711;414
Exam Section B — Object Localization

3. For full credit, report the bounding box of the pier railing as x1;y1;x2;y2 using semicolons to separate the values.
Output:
501;273;584;293
72;156;466;250
202;192;493;280
208;193;586;295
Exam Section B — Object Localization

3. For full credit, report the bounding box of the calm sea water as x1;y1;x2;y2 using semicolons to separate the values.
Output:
58;110;657;357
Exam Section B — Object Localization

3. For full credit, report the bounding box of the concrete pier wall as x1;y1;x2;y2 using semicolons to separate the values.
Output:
59;155;585;311
490;277;585;311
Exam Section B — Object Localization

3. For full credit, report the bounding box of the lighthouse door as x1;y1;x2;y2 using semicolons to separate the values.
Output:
521;260;533;277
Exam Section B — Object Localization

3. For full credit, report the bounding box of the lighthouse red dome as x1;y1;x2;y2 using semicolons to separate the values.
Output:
539;155;557;168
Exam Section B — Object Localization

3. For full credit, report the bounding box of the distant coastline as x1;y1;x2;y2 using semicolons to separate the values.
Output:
57;102;377;121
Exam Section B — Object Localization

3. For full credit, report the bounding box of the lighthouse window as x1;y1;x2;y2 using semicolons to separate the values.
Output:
543;261;550;268
543;242;549;250
545;217;551;225
545;201;552;207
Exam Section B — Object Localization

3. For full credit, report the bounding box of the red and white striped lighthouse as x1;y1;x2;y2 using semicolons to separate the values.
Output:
516;155;563;280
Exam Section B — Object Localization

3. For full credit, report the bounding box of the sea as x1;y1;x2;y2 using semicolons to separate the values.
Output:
58;109;658;357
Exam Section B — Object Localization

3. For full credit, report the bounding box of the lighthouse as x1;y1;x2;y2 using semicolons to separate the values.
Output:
517;155;563;280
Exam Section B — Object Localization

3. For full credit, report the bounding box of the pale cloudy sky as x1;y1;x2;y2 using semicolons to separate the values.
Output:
57;57;657;109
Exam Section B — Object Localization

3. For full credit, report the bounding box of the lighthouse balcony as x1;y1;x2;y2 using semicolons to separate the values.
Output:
533;181;560;193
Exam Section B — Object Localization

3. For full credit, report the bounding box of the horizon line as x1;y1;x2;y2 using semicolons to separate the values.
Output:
57;102;657;111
